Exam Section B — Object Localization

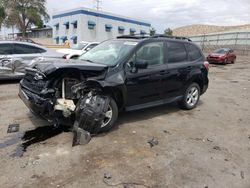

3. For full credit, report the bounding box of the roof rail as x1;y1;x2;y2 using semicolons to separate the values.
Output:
117;33;192;41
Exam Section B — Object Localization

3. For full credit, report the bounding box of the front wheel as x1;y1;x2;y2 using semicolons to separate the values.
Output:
179;83;200;110
99;97;118;133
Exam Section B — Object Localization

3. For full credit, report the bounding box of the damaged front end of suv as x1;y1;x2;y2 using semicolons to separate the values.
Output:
19;39;135;145
19;60;121;145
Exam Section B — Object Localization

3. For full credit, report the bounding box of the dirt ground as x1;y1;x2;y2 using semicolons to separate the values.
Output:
0;56;250;188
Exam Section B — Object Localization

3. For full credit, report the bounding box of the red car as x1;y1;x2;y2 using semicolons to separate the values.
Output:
207;48;236;64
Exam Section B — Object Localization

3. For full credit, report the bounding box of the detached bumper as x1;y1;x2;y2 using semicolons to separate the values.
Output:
19;83;54;122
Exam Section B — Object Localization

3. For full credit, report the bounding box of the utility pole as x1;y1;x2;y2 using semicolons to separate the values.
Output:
93;0;102;10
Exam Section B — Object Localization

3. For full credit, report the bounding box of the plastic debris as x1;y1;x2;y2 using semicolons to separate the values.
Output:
147;137;158;148
7;124;20;133
72;127;91;146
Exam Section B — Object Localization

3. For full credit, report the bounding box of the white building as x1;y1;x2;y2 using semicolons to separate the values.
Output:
52;7;151;44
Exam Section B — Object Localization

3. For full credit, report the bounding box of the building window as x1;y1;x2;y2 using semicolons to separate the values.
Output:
88;21;96;30
71;20;77;29
105;24;113;32
64;21;69;30
130;28;136;35
71;36;77;44
118;26;125;34
54;36;59;44
60;36;67;43
140;30;146;35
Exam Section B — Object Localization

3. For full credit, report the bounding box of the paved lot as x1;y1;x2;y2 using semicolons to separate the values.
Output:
0;57;250;188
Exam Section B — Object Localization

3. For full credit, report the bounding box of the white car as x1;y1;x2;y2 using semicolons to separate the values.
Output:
57;41;99;59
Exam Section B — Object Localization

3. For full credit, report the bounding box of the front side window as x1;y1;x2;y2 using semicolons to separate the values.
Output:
13;44;44;54
0;44;13;55
167;42;188;63
186;44;202;61
80;40;138;66
135;42;164;66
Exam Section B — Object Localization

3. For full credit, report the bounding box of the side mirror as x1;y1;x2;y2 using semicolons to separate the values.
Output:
85;48;91;52
134;60;148;69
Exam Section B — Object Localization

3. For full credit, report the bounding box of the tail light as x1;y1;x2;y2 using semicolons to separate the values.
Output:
204;61;209;71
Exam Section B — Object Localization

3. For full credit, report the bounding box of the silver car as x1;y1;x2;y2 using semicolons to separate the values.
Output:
0;41;63;80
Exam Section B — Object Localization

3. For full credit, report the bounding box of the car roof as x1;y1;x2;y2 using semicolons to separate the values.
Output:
0;40;46;50
117;34;192;43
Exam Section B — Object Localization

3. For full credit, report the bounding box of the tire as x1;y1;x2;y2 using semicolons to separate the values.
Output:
99;96;118;133
231;58;236;64
178;83;201;110
223;58;228;65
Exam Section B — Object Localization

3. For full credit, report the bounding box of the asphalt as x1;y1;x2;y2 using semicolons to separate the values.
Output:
0;56;250;188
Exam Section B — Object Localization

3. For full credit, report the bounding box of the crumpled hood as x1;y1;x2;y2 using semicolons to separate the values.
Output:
33;59;108;76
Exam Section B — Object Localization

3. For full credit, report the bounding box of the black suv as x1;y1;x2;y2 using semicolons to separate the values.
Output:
19;35;209;134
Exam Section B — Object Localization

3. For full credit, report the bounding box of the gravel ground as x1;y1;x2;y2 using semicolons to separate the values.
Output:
0;56;250;188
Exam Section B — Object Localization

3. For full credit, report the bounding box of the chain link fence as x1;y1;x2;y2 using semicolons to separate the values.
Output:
189;31;250;56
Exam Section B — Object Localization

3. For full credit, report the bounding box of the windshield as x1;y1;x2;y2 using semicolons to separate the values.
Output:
79;40;138;66
213;49;228;54
71;42;88;50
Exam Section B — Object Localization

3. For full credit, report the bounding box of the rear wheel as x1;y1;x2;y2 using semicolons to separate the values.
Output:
179;83;200;110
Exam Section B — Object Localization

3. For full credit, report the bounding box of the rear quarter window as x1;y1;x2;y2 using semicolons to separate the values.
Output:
186;44;202;61
0;43;13;55
167;42;188;63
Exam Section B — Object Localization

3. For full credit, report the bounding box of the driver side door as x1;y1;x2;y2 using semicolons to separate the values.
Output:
125;41;167;110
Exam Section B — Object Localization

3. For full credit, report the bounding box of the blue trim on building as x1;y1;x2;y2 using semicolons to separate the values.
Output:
118;26;125;31
71;20;77;25
140;30;146;34
88;20;96;26
53;9;151;27
63;21;69;25
71;36;77;40
130;28;136;32
60;36;67;40
105;24;113;29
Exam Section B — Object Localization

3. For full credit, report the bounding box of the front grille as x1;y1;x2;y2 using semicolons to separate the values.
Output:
22;72;47;93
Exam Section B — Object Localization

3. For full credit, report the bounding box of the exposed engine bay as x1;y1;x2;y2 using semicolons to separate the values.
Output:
20;67;112;146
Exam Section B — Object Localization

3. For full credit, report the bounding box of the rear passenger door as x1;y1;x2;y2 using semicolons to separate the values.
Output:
163;41;191;98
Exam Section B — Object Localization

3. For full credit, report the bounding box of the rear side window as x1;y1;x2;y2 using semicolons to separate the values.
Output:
13;44;45;54
0;44;13;55
186;44;202;61
167;42;188;63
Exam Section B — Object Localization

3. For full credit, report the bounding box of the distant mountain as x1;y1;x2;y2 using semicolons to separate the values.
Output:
173;24;250;36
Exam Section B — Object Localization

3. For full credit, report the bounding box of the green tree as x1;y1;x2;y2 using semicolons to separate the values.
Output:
164;28;173;36
150;27;156;36
1;0;49;37
0;6;6;28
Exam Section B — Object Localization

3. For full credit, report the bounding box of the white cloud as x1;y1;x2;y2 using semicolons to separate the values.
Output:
46;0;250;32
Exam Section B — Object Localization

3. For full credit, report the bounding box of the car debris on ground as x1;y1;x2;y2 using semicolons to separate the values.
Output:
7;124;20;133
147;137;159;148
